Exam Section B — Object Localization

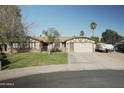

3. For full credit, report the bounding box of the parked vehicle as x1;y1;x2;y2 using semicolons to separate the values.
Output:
114;43;124;53
95;43;114;52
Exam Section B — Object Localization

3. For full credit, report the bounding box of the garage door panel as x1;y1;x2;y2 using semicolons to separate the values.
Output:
74;43;93;52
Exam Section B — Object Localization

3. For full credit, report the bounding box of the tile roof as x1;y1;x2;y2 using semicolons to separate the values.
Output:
28;36;94;43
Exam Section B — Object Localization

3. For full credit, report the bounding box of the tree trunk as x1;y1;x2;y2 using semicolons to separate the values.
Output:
48;43;51;55
92;29;94;37
48;49;51;55
0;60;1;71
10;42;13;54
92;29;95;53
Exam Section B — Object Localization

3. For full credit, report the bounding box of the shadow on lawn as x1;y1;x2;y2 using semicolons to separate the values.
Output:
0;53;10;70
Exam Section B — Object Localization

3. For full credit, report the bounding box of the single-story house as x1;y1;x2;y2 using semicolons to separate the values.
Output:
0;35;95;53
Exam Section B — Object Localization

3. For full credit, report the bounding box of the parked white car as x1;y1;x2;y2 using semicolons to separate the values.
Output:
95;43;114;52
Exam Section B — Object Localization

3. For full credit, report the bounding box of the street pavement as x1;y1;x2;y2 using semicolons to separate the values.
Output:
1;70;124;88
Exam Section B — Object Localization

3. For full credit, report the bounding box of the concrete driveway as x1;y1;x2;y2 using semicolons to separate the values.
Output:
68;52;124;69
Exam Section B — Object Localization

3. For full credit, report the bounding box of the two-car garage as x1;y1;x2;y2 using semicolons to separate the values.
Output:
66;37;95;53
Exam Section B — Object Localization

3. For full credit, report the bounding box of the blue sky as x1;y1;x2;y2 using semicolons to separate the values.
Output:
20;5;124;37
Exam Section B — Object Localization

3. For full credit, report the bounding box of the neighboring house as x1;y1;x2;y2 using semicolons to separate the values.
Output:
0;35;95;53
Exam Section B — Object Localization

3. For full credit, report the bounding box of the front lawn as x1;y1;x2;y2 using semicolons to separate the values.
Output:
2;52;67;69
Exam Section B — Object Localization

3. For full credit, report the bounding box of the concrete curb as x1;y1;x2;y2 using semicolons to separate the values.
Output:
1;64;124;81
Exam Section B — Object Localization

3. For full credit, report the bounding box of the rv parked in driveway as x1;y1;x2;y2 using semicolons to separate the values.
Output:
95;43;114;52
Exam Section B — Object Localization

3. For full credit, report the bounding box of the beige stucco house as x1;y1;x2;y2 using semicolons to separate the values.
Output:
0;35;95;53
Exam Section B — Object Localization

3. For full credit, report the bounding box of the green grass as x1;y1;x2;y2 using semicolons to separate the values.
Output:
4;52;67;69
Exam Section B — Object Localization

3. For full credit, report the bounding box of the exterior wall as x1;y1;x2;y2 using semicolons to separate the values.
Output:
29;42;41;52
48;42;65;52
28;38;41;52
29;48;41;52
36;42;40;49
59;42;66;52
0;39;42;53
7;48;18;53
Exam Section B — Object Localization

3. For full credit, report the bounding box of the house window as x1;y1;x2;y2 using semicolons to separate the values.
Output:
13;43;18;48
53;43;60;49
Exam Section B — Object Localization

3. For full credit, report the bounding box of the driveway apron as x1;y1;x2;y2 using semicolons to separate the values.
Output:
68;52;124;69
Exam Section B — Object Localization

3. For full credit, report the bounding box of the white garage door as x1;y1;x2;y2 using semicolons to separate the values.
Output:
74;43;93;53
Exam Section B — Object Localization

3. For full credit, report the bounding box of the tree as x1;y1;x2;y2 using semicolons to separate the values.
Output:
90;22;97;37
90;22;97;52
0;5;26;53
80;30;84;37
42;27;60;55
101;29;123;44
91;36;99;44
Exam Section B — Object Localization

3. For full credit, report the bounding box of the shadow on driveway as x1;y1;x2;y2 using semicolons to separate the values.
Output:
1;70;124;88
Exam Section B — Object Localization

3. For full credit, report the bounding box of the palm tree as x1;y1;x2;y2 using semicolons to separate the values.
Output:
90;22;97;52
90;22;97;37
80;30;84;37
